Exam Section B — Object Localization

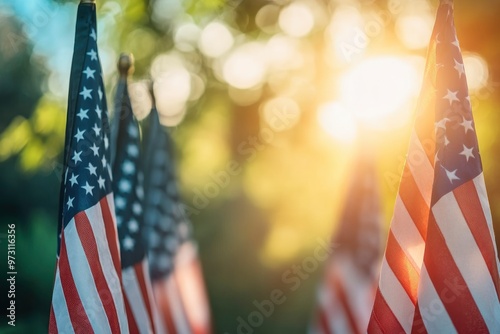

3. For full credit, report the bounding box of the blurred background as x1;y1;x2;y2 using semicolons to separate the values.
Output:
1;0;500;332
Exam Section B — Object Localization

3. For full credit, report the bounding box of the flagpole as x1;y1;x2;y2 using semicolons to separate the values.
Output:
118;53;134;78
80;0;95;3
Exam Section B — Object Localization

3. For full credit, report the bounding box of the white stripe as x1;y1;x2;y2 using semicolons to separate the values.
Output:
85;198;129;333
407;131;434;206
473;174;500;272
142;260;166;334
378;258;415;333
416;265;456;333
167;275;191;334
391;195;425;273
122;265;153;334
319;284;350;334
51;269;75;334
433;191;500;331
104;192;122;261
65;219;111;333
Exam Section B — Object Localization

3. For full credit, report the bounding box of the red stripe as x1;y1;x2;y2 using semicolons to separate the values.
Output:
331;277;360;334
49;305;58;334
154;281;178;334
384;231;420;304
317;305;333;334
367;289;405;334
74;210;121;333
410;302;428;334
124;291;140;334
58;231;94;334
398;169;429;240
421;213;489;332
134;261;156;333
100;196;122;278
453;180;500;298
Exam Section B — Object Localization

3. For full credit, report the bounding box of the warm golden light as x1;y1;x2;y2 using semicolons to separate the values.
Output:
199;22;234;58
317;102;357;142
395;14;434;50
223;42;267;89
279;3;315;38
339;56;419;127
463;53;489;91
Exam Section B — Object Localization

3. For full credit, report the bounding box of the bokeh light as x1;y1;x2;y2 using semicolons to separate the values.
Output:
317;102;357;142
223;42;267;89
198;22;234;58
279;3;315;38
463;53;489;91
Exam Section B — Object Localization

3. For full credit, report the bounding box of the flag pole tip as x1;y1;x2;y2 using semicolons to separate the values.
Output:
118;53;134;77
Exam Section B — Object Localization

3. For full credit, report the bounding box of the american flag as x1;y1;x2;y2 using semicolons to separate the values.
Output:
142;107;212;334
111;56;162;334
49;2;128;333
311;157;383;334
368;1;500;333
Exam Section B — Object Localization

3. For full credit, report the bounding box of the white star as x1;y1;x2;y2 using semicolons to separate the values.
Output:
454;59;465;78
77;108;89;120
90;143;99;156
92;123;101;136
74;128;85;142
128;219;139;233
132;202;142;215
90;28;97;41
115;196;126;209
82;181;94;195
119;180;131;193
443;89;459;105
86;163;97;176
97;176;106;189
451;35;460;49
136;186;144;200
98;87;103;100
104;136;109;149
83;67;95;79
127;145;139;157
101;155;107;168
69;173;78;186
67;196;74;209
95;105;102;118
116;216;122;226
435;117;451;131
72;151;82;164
122;160;135;175
123;236;135;251
444;136;450;146
443;167;460;183
460;117;474;134
79;87;92;100
87;49;97;61
460;145;475;162
128;125;138;138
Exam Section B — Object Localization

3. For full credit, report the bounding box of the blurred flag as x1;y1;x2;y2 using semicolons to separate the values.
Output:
49;2;128;333
368;1;500;333
142;107;212;334
111;54;162;334
310;157;383;334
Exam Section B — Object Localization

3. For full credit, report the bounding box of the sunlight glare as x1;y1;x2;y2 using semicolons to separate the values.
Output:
340;57;418;126
223;42;266;89
463;53;489;91
317;102;357;143
279;3;315;38
395;14;434;50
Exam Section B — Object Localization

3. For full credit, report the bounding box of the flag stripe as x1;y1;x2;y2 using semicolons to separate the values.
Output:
332;277;360;333
453;178;500;297
317;306;333;334
398;169;429;240
412;266;454;333
86;196;128;333
58;228;94;334
75;210;121;333
423;212;488;332
123;292;140;334
123;266;154;334
154;280;179;334
407;131;434;207
100;196;122;276
51;271;73;334
369;288;406;334
431;191;499;331
384;231;420;304
135;260;156;332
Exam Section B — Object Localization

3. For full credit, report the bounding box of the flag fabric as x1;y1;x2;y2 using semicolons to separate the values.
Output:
49;2;128;333
310;157;383;334
111;60;162;334
142;108;212;334
368;1;500;333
